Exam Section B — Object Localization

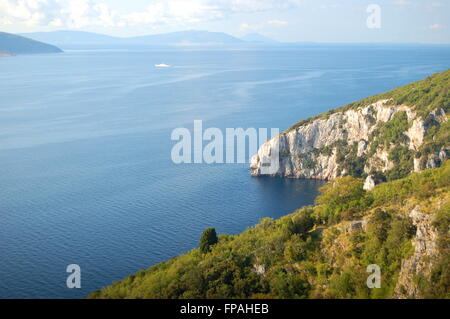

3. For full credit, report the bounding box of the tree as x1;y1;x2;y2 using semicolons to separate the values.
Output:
199;228;218;254
368;209;392;242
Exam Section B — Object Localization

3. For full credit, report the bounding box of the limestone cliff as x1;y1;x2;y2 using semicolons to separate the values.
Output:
251;69;450;183
251;99;448;184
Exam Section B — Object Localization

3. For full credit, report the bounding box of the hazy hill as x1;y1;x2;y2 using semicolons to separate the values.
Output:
127;30;245;45
21;30;246;48
0;32;62;55
241;33;278;44
20;30;122;47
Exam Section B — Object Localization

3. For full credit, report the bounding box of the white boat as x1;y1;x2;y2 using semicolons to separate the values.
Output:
154;63;171;68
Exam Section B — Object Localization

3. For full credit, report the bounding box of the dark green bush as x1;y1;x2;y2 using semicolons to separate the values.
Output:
199;228;218;254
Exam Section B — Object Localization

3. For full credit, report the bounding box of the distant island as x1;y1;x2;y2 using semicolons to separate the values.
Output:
20;30;431;51
241;33;279;44
0;32;62;56
20;30;279;49
90;69;449;299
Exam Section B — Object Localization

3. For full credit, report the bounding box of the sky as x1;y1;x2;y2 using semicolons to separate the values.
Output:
0;0;449;43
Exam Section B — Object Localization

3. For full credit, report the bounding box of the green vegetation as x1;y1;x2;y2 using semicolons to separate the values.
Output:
199;228;218;254
364;111;415;180
420;118;450;162
296;153;317;170
335;141;368;178
89;161;450;299
315;176;371;224
418;201;450;299
345;69;450;117
369;111;411;152
289;68;450;131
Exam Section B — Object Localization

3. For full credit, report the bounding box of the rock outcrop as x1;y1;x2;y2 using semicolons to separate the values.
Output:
363;176;376;191
251;100;448;182
394;206;440;298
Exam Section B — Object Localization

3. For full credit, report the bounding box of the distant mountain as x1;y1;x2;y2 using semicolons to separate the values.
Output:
21;30;246;48
241;33;278;44
127;30;245;46
0;32;62;55
20;30;122;47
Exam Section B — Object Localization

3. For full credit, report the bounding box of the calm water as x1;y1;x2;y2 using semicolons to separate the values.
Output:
1;45;449;298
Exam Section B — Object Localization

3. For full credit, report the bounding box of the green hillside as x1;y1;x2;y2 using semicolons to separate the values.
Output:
89;161;450;299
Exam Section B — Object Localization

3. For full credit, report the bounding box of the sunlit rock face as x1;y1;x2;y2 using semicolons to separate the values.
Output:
251;100;448;181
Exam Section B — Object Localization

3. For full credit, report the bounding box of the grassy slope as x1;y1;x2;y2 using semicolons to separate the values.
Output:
90;161;450;299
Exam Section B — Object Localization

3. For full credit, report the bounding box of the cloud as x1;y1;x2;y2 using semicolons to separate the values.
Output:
0;0;120;27
239;23;260;31
429;23;444;30
60;0;119;28
393;0;413;6
0;0;304;28
0;16;13;25
120;0;304;27
267;19;288;26
393;0;450;8
121;1;225;27
0;0;61;26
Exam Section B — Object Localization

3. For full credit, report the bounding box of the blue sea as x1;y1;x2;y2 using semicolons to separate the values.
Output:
0;45;449;299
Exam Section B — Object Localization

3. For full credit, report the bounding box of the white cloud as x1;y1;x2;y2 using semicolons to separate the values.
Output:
118;0;302;27
393;0;450;8
121;0;225;27
239;23;260;31
0;0;58;26
58;0;120;28
429;23;444;30
0;0;304;28
267;19;288;26
393;0;413;6
0;16;13;25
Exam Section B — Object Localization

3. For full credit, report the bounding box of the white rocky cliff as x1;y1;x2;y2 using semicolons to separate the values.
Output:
250;100;448;181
